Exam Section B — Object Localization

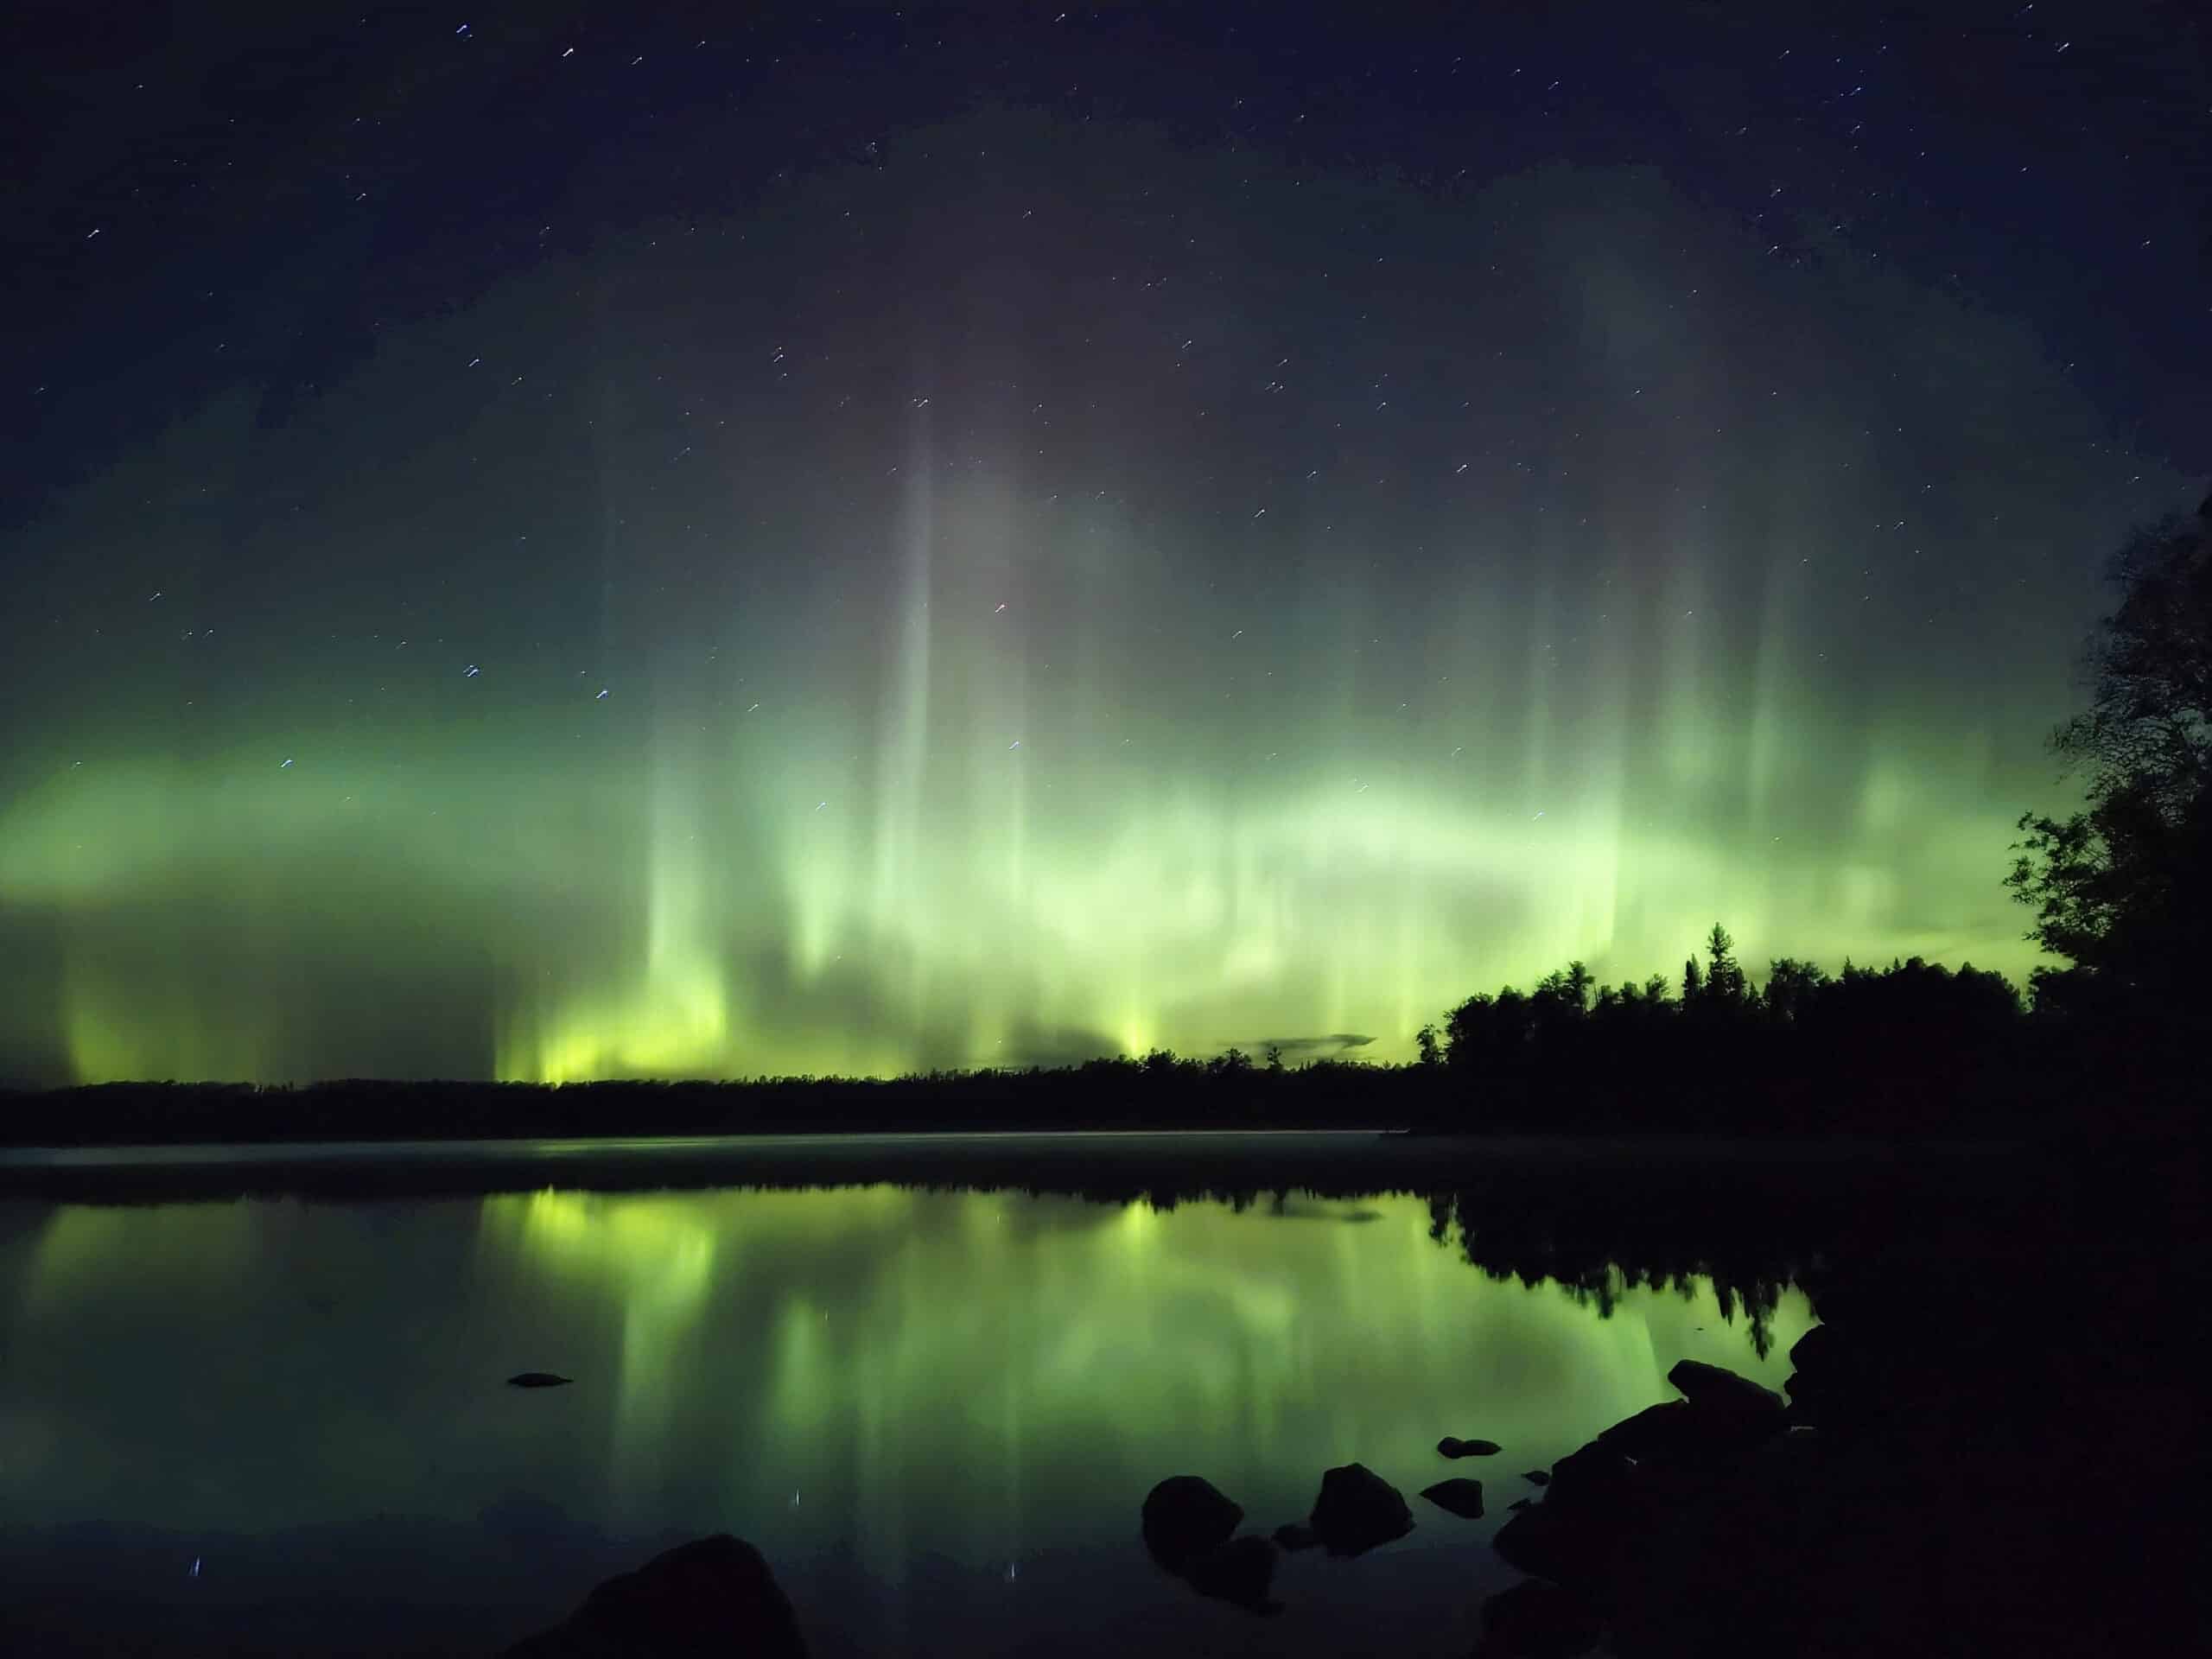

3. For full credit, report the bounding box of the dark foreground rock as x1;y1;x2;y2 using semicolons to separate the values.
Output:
504;1534;804;1658
1309;1462;1414;1555
1482;1216;2172;1659
1477;1577;1603;1658
1420;1478;1486;1518
1664;1359;1783;1421
1141;1477;1277;1614
1440;1435;1503;1458
1139;1475;1243;1566
505;1373;572;1389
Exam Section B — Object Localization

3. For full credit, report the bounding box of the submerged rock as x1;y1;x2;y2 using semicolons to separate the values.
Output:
1308;1462;1414;1555
505;1373;573;1389
1418;1477;1485;1518
503;1534;804;1658
1439;1435;1503;1458
1141;1476;1243;1567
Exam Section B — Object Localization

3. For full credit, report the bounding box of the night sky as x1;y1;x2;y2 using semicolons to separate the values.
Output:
2;3;2205;1085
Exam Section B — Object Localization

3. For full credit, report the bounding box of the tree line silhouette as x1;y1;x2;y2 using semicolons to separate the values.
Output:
1419;924;2032;1137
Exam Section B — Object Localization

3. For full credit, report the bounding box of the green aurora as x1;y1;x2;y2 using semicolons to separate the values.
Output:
0;124;2187;1085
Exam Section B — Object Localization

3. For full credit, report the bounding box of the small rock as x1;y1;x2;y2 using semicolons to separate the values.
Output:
1419;1478;1484;1518
1308;1462;1415;1556
1508;1497;1535;1510
506;1373;572;1389
1439;1435;1503;1458
1522;1470;1551;1486
1141;1477;1243;1568
1271;1522;1319;1551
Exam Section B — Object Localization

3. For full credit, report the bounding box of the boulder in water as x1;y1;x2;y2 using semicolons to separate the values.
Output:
1141;1476;1243;1568
1419;1477;1485;1518
1308;1462;1414;1555
506;1373;573;1389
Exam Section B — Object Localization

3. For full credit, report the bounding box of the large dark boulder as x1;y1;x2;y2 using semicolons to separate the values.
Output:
1141;1477;1276;1616
503;1534;804;1658
1666;1360;1785;1421
1491;1499;1613;1590
1419;1477;1485;1518
1140;1476;1243;1568
1491;1442;1643;1592
1782;1322;1872;1429
1598;1401;1700;1459
1545;1444;1638;1510
1308;1462;1414;1555
1786;1322;1836;1376
1477;1577;1604;1657
1599;1396;1778;1468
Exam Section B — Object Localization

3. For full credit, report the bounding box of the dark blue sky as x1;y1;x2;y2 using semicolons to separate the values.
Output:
5;0;2206;522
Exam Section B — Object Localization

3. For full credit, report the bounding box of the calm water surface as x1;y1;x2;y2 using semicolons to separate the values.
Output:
0;1135;1815;1656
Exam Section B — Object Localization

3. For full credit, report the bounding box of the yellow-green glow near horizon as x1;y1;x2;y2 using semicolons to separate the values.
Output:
0;128;2174;1086
4;1187;1813;1557
0;692;2054;1084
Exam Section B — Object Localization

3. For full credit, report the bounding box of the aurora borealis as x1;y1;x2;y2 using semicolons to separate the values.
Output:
3;9;2204;1085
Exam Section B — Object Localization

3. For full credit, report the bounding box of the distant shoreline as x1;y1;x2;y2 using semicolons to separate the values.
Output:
0;1119;2031;1207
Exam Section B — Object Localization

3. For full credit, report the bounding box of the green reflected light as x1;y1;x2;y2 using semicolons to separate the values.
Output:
0;1185;1814;1565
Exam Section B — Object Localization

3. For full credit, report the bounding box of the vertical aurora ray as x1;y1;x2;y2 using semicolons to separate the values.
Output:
0;120;2183;1086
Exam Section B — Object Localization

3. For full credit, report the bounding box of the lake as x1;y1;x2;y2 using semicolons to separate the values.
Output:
0;1133;1849;1656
